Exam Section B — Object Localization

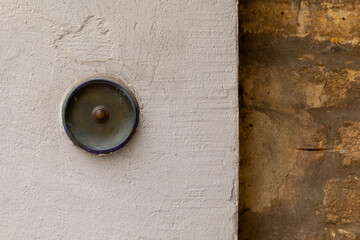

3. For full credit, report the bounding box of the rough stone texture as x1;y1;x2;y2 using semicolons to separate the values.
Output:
323;178;360;224
0;1;238;239
240;0;360;239
338;121;360;166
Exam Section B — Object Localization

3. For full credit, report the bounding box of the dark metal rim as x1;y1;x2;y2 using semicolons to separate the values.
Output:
62;78;140;154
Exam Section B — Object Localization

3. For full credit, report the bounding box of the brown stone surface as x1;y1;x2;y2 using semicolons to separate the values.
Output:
241;110;326;213
323;178;360;224
240;0;360;44
338;122;360;165
305;229;357;240
240;0;360;239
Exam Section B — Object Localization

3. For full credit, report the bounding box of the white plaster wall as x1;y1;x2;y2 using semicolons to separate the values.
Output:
0;1;238;239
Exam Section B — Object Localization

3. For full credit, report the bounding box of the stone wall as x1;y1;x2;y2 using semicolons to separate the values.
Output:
239;0;360;239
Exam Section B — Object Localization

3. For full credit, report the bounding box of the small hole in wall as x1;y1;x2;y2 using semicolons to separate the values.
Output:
343;17;346;20
281;11;284;15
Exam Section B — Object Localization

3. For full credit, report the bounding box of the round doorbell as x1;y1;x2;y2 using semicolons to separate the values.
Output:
62;77;139;154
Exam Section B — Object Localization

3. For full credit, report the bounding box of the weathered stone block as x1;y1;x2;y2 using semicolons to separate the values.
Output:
323;178;360;224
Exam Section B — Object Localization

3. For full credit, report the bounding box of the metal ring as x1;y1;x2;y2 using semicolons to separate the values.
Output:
62;77;139;154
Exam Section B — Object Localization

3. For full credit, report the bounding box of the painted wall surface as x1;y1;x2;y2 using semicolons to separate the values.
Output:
0;1;238;239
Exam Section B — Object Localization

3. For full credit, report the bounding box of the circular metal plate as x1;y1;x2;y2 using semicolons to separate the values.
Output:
62;77;139;154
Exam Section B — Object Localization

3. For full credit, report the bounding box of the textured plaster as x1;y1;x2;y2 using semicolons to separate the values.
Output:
0;1;238;239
